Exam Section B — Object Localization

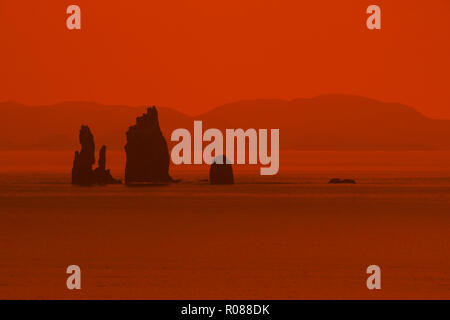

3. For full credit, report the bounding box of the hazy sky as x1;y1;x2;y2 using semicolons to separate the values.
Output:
1;0;449;117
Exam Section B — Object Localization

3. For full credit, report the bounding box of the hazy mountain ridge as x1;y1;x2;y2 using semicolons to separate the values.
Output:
1;95;449;150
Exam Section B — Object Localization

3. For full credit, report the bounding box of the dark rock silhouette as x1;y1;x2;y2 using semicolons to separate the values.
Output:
328;178;356;184
209;155;234;185
72;125;121;185
72;125;96;185
94;146;121;185
125;106;173;184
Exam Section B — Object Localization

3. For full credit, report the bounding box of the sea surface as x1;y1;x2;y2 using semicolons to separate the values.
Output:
0;150;449;299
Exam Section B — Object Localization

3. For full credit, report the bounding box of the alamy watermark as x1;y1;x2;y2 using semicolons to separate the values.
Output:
171;121;280;176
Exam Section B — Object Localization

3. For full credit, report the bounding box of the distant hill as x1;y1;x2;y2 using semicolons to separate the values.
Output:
0;102;190;150
1;95;450;150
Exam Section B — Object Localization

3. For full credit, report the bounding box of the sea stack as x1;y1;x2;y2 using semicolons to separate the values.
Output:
93;146;121;185
124;106;173;184
72;125;96;185
209;155;234;185
72;125;121;185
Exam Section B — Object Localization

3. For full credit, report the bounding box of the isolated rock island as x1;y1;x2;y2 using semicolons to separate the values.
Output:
328;178;356;184
209;155;234;185
125;106;173;184
72;125;121;185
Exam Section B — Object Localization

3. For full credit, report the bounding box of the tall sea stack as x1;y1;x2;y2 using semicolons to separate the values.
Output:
124;106;172;184
72;125;96;185
72;125;121;185
93;145;121;185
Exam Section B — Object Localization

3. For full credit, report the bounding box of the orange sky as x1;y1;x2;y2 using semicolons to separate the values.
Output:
1;1;449;118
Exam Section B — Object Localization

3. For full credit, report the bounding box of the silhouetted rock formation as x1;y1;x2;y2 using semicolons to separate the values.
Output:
72;125;96;185
125;106;172;184
72;125;121;186
210;155;234;185
328;178;356;184
94;146;121;185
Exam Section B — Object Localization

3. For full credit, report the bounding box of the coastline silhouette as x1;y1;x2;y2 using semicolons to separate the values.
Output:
2;95;450;151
